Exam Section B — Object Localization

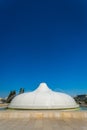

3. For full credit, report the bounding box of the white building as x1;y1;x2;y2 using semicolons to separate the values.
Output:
0;98;3;104
8;83;79;110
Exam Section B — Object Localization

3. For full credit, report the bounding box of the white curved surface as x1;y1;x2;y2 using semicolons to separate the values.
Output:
8;83;79;109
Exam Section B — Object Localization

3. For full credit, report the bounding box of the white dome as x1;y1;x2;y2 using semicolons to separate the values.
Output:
8;83;79;109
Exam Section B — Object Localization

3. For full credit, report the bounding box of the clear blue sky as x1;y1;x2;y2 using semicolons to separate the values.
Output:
0;0;87;97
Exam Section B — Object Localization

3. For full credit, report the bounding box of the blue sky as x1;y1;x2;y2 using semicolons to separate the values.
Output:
0;0;87;97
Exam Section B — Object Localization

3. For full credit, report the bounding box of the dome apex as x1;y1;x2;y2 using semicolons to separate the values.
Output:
35;82;51;92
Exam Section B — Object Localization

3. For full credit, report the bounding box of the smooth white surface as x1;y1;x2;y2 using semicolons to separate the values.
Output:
8;83;79;109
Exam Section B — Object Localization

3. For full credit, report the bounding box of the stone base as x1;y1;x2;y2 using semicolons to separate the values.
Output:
0;110;87;119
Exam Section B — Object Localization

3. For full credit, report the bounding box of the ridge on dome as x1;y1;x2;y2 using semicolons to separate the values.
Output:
34;82;51;92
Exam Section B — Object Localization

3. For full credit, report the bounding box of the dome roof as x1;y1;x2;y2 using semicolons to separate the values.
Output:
8;83;79;109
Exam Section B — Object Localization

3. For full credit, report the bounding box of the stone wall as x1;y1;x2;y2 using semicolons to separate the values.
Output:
0;110;87;119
